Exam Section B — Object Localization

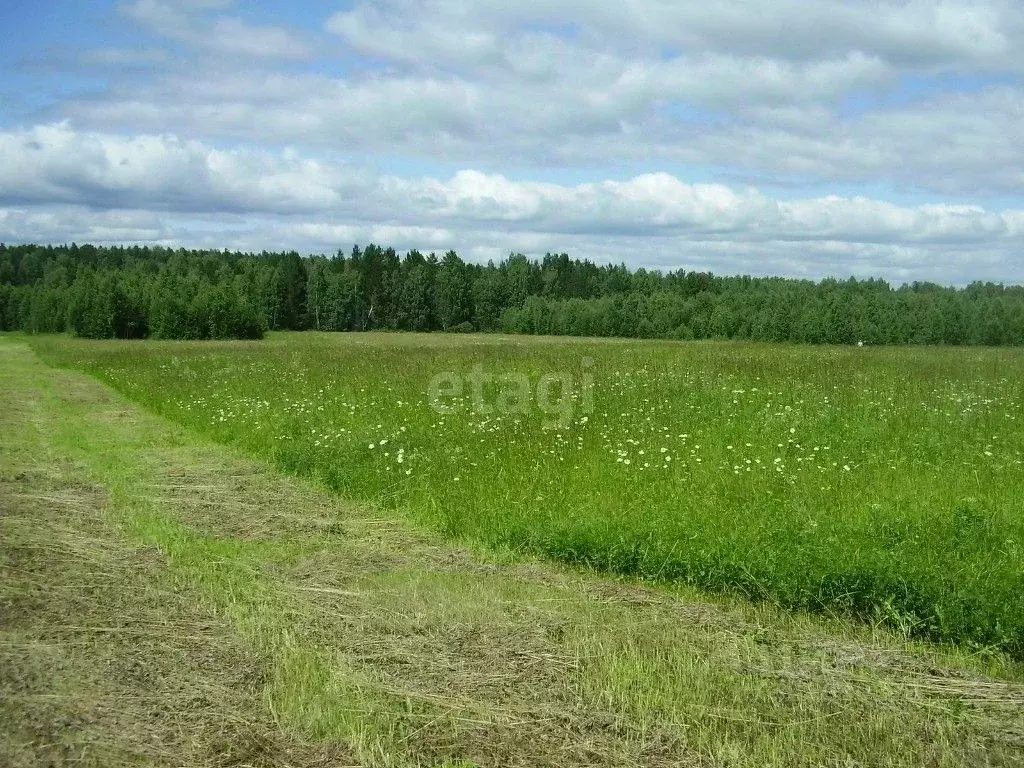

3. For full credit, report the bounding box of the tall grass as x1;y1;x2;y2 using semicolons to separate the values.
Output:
32;332;1024;656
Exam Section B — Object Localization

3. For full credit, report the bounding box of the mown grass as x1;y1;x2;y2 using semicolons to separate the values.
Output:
30;331;1024;656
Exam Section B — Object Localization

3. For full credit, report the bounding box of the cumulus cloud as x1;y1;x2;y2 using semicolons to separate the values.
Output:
2;125;1022;283
0;123;371;214
54;44;1024;195
3;1;1023;283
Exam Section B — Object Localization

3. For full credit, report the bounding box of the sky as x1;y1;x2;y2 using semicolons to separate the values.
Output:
0;0;1022;284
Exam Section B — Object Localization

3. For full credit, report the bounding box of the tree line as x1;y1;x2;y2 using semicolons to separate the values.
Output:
2;242;1023;345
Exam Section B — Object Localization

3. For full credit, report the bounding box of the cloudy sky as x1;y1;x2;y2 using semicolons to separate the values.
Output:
1;0;1022;283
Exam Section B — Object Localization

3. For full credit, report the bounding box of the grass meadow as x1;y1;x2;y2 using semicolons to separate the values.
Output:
31;332;1024;657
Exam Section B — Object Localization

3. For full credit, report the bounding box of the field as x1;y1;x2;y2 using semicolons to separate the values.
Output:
6;332;1024;766
29;332;1024;655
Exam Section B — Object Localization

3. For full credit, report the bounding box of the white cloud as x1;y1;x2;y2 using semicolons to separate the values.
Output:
326;0;1022;70
5;0;1024;284
2;125;1022;283
0;206;174;245
0;123;375;214
120;0;312;59
54;40;1024;194
3;204;1016;285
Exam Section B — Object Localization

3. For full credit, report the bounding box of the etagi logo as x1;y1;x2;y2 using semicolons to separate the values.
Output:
427;357;595;429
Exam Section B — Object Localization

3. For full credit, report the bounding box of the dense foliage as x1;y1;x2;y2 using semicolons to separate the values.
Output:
3;242;1024;343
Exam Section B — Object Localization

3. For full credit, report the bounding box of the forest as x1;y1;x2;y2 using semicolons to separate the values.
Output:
2;242;1023;345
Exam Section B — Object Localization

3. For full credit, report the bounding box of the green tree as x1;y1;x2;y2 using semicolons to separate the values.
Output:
472;266;506;332
435;250;472;330
307;257;331;331
399;262;434;331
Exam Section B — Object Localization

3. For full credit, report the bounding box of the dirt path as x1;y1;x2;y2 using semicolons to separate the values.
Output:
2;337;1022;767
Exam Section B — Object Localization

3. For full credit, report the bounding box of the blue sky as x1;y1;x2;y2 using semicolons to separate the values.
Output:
1;0;1023;283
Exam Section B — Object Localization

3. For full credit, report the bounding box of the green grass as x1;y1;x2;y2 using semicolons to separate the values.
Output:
7;333;1024;766
29;331;1024;656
